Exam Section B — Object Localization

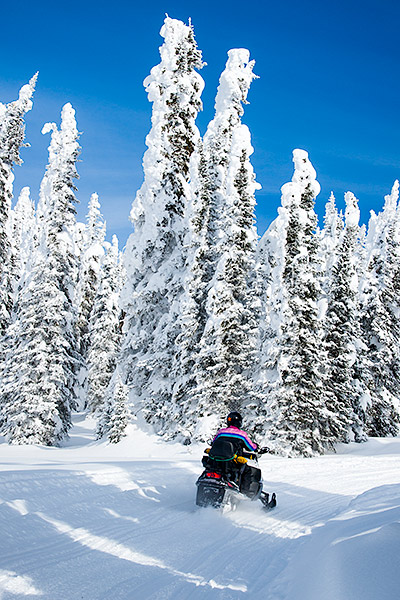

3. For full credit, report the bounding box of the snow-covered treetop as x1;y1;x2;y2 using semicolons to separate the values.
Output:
383;179;399;215
214;49;257;117
37;103;80;243
291;149;321;197
322;192;343;237
281;149;320;209
17;72;38;108
128;16;204;245
41;103;80;174
14;186;32;215
85;193;106;248
0;72;38;165
12;186;36;275
111;234;119;256
144;16;204;103
101;235;123;286
11;186;35;246
365;180;400;261
344;192;360;229
324;192;337;225
204;48;256;151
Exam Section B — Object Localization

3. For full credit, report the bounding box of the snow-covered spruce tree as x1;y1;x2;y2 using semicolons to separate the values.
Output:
87;235;125;414
0;74;37;334
254;173;298;437
387;181;400;349
166;143;215;440
9;186;37;294
261;150;328;456
170;48;259;440
96;366;130;443
119;17;204;433
323;192;367;444
360;181;400;436
0;104;81;445
318;192;344;296
386;184;400;414
199;137;260;432
74;193;106;406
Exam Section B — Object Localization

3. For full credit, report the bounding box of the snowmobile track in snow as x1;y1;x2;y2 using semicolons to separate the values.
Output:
1;422;400;599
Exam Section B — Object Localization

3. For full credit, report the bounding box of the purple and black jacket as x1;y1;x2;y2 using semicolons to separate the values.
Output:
212;426;258;453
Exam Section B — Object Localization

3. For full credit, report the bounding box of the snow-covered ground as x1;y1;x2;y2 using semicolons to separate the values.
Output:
0;415;399;600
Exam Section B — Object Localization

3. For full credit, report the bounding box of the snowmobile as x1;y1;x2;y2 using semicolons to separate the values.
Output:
195;438;277;512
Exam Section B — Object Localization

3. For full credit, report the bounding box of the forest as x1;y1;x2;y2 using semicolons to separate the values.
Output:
0;16;399;457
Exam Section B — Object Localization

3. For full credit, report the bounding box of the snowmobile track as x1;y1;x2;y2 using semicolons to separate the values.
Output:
1;423;400;599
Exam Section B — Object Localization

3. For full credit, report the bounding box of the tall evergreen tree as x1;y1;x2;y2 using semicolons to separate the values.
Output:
0;104;81;444
119;17;204;433
166;143;214;440
170;48;259;440
324;192;367;444
0;74;37;334
261;150;328;456
87;236;125;414
75;193;106;406
9;186;37;294
254;196;291;437
96;366;130;443
318;192;344;297
360;181;400;435
197;136;260;434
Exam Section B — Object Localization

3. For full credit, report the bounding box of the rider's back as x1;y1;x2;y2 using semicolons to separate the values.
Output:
212;425;258;455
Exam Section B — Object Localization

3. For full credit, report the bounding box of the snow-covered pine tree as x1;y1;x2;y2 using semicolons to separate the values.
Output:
119;17;204;433
0;74;37;334
96;366;130;443
87;235;125;414
75;193;106;406
76;193;106;349
170;48;259;440
166;143;214;440
0;103;81;445
9;186;37;294
261;150;328;456
253;196;291;437
323;192;367;444
387;179;400;345
360;181;400;435
318;192;344;296
387;183;400;414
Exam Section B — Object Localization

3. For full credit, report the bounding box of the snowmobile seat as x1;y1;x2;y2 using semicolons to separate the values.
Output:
207;439;237;476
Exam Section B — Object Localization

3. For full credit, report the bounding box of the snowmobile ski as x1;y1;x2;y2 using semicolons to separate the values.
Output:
260;491;277;511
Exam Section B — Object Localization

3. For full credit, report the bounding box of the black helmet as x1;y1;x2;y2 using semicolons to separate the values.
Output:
227;411;243;428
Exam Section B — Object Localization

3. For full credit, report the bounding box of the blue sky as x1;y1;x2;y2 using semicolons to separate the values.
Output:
2;0;399;245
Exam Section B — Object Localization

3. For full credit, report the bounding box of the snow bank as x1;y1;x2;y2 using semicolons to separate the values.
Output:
1;415;400;600
283;484;400;600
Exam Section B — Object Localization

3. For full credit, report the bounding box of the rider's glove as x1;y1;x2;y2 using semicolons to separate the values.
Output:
258;446;270;455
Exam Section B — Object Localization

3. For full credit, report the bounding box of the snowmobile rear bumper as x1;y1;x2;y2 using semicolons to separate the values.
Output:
195;473;240;509
196;479;226;508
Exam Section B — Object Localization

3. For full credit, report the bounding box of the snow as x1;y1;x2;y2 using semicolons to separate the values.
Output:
283;484;400;600
17;73;38;108
344;191;360;228
1;415;399;599
213;49;256;116
292;148;321;198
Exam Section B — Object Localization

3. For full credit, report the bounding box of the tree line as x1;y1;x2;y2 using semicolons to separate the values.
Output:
0;17;399;456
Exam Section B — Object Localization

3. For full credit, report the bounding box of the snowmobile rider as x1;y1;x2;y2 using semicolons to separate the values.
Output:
211;411;264;500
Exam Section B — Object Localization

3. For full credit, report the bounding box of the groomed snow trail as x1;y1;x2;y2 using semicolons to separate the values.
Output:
0;415;399;599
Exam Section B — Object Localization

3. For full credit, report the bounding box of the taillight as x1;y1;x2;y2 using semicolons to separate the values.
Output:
206;472;221;479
